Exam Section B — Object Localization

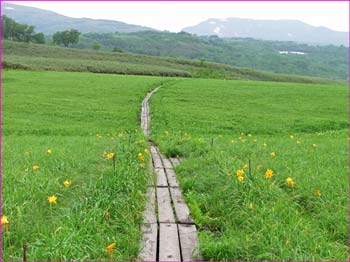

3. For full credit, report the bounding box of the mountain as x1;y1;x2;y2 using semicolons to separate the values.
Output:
182;18;348;46
1;2;153;34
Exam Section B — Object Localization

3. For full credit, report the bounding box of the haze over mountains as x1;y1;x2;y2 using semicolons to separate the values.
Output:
182;18;348;46
3;2;348;46
2;2;152;34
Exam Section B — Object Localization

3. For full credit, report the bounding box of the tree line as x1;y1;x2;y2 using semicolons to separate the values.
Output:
2;15;45;44
2;16;81;47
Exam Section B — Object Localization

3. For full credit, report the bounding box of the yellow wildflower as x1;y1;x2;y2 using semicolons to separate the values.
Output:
237;176;244;183
240;132;244;136
138;152;144;161
1;216;9;225
47;149;52;155
1;215;9;232
33;165;39;172
312;144;317;148
241;139;246;143
106;152;115;159
63;180;71;187
256;164;263;170
248;134;252;137
106;242;116;252
243;164;248;170
315;190;321;196
236;169;245;176
144;149;149;154
263;143;267;147
139;163;145;168
296;140;302;145
249;203;254;209
265;169;274;179
270;152;276;157
96;134;102;138
48;195;57;204
290;135;294;139
105;242;116;258
286;177;295;187
253;139;257;143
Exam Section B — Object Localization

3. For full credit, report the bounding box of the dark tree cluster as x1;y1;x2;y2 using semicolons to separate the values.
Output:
2;15;45;44
53;29;81;47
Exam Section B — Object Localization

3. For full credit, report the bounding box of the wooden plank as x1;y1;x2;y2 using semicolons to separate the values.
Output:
155;168;168;187
150;146;158;154
152;155;163;169
170;157;181;167
178;224;201;260
151;152;163;169
160;154;173;169
147;159;156;187
142;187;157;224
159;223;181;261
157;187;175;223
139;223;157;261
170;187;193;224
165;168;179;187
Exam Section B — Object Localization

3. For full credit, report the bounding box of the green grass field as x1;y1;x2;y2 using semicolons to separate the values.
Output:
150;79;348;260
1;70;168;260
2;69;347;260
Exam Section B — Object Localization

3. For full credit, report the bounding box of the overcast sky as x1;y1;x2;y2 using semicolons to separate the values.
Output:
6;1;349;32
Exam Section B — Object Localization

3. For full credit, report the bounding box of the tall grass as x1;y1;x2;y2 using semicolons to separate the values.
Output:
1;70;167;259
150;78;348;260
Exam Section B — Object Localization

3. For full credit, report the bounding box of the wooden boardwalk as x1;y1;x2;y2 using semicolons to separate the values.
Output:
139;87;201;261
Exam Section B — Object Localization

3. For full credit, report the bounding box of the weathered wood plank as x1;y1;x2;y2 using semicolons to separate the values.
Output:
139;223;157;261
142;187;157;224
150;146;158;154
159;223;181;261
157;187;175;223
170;187;193;224
170;157;181;167
165;168;179;187
178;224;201;260
155;168;168;187
160;154;173;169
151;150;163;169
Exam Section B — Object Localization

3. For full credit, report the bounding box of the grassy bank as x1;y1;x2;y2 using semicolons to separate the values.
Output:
2;40;340;85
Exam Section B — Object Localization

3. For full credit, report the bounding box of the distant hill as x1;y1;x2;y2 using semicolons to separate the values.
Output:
74;31;348;80
2;40;340;85
1;2;153;34
182;18;348;46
